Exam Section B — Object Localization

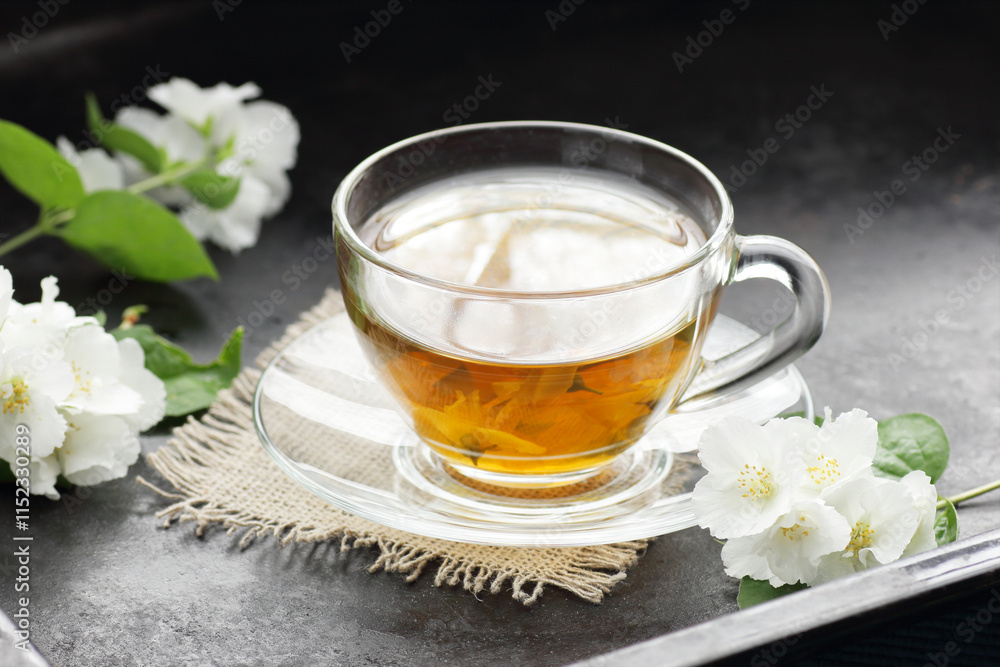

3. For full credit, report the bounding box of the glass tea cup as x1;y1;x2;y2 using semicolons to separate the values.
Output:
333;121;829;489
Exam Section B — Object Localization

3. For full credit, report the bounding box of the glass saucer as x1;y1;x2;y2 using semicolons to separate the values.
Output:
253;312;814;547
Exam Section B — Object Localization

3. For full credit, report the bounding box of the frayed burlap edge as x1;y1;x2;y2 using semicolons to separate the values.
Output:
139;288;697;606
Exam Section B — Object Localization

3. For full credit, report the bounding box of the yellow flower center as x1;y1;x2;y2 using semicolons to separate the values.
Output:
737;463;774;501
2;379;30;415
73;362;93;395
779;514;810;541
845;521;874;556
807;454;841;486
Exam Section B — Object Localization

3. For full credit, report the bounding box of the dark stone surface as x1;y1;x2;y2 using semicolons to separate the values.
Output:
0;1;997;665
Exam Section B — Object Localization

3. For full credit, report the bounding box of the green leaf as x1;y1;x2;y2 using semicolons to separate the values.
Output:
180;169;241;209
111;325;243;417
0;119;86;209
58;190;218;282
85;94;163;174
934;498;959;546
737;576;807;609
873;414;949;483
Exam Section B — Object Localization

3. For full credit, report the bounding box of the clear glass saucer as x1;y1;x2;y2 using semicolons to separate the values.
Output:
253;312;814;547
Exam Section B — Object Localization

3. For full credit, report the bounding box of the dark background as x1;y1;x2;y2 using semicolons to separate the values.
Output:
1;1;998;665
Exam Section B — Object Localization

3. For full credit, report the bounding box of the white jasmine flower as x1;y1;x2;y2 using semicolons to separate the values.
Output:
115;107;206;165
900;470;940;557
114;107;204;207
691;417;800;539
58;413;140;487
116;337;166;431
0;269;167;498
114;78;301;253
0;266;12;325
56;137;125;193
214;99;299;215
814;475;921;583
179;174;272;253
721;499;851;586
797;408;878;497
2;276;92;352
60;324;143;417
0;346;74;460
148;77;261;129
29;454;61;500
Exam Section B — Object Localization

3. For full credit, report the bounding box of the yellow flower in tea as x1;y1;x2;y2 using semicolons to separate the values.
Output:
413;390;544;461
354;305;705;474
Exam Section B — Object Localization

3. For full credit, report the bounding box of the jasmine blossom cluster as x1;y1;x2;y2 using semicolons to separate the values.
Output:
692;409;938;586
0;267;165;498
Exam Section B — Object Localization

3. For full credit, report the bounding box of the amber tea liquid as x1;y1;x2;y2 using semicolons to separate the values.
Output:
342;167;717;477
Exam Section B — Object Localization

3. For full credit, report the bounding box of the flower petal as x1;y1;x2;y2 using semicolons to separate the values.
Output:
0;265;12;325
57;137;124;193
29;454;61;500
762;500;851;586
62;325;143;417
59;414;139;485
900;470;939;557
0;375;69;460
721;532;775;583
238;100;300;173
117;337;166;431
697;417;773;475
180;174;270;253
149;78;261;127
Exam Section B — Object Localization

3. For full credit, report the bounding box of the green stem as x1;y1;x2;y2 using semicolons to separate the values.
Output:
0;156;209;259
127;158;206;195
0;209;70;258
937;479;1000;509
0;223;47;257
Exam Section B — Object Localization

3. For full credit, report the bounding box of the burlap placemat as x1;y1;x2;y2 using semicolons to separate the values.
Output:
139;288;696;605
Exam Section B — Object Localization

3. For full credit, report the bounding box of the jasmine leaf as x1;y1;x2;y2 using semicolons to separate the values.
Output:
873;414;949;483
111;325;243;417
737;576;807;609
58;190;218;282
934;498;959;546
0;119;85;209
85;94;163;174
181;169;241;209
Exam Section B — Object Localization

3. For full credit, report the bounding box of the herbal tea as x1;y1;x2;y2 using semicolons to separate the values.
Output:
342;167;717;476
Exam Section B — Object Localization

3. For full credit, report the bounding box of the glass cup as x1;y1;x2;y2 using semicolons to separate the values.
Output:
333;121;829;489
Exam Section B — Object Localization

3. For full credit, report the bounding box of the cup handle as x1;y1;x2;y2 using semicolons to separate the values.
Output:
677;234;830;407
